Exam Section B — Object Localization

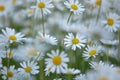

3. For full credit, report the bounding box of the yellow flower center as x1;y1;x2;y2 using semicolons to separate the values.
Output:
9;35;17;41
38;2;45;8
107;18;114;26
99;76;108;80
27;10;34;14
7;71;14;77
24;66;32;73
71;4;78;10
52;56;62;65
89;50;97;56
95;0;102;6
72;38;79;44
0;5;5;11
27;48;38;56
7;51;13;57
48;67;51;72
12;0;17;4
66;70;73;74
116;68;120;74
87;41;94;46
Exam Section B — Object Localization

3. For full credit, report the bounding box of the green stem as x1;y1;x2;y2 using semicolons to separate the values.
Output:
41;9;45;36
75;50;78;69
96;5;101;25
39;59;45;80
67;12;73;24
118;30;120;62
5;46;9;80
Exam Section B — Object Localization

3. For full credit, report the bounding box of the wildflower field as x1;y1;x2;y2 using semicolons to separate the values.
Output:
0;0;120;80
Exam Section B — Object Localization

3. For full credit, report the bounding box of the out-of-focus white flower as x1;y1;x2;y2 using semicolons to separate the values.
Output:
64;33;87;50
37;32;58;45
45;49;69;74
64;0;85;15
74;74;87;80
64;68;80;75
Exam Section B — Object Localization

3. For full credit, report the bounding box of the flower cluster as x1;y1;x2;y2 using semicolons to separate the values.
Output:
0;0;120;80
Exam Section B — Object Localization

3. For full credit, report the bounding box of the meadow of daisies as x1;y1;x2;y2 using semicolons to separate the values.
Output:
0;0;120;80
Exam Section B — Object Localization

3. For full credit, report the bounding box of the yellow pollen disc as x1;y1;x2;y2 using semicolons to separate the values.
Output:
0;5;5;11
27;48;38;56
87;41;94;46
66;70;73;74
12;0;17;4
52;56;62;65
27;10;34;14
48;67;51;72
99;76;108;80
9;35;17;40
38;2;45;8
116;68;120;74
7;71;14;77
107;18;114;26
72;38;79;44
25;66;32;73
71;4;78;10
7;51;13;57
89;50;96;56
95;0;102;6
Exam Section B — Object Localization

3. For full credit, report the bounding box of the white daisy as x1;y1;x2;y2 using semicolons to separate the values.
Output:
1;65;18;80
1;27;25;44
64;0;85;15
37;32;58;45
31;0;54;18
102;13;120;32
83;45;101;60
64;33;87;50
45;49;69;74
44;66;52;76
0;1;11;16
18;61;39;78
64;68;80;75
74;74;87;80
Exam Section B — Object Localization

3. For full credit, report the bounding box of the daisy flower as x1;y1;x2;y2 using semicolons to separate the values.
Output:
31;0;54;18
18;61;39;78
85;0;104;8
1;27;25;44
64;0;85;15
44;66;52;76
64;33;87;50
0;1;11;16
102;13;120;32
1;65;18;80
45;49;69;74
74;74;87;80
64;68;80;75
83;45;101;60
37;32;58;45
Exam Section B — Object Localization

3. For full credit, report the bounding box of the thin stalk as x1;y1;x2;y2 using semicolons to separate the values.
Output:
5;45;9;80
118;30;120;62
96;5;101;25
67;12;73;24
75;50;78;69
41;9;45;36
